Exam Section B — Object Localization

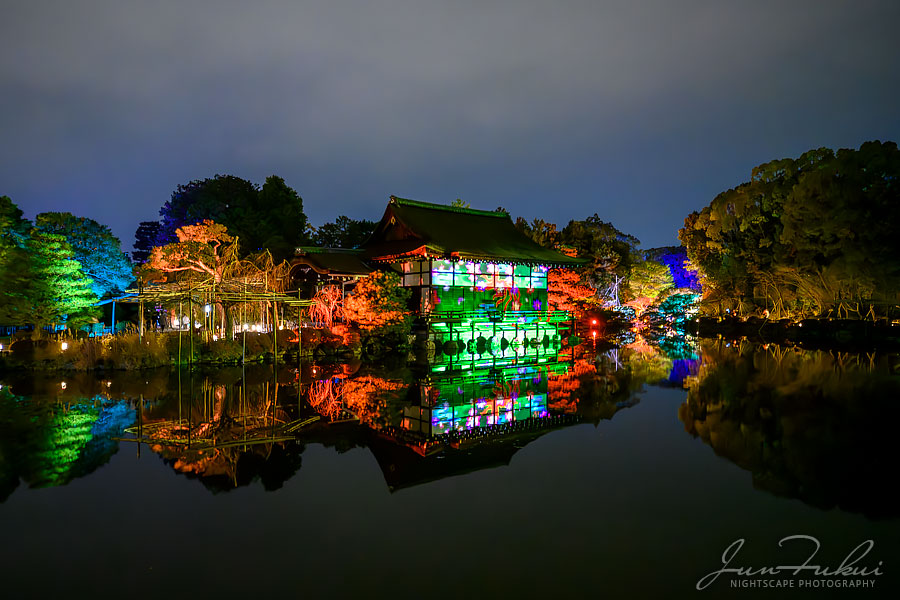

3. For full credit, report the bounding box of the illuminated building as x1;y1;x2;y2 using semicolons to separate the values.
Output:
292;196;585;371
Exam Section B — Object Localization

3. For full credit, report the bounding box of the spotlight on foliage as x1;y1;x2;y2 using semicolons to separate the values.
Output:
343;271;411;334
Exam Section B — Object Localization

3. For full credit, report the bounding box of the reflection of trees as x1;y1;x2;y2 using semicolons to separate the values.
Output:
548;346;659;422
0;388;134;502
680;340;900;518
133;375;308;493
307;374;409;428
548;339;691;417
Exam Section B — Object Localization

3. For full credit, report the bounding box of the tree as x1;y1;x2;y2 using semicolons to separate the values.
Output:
157;174;310;260
313;216;377;248
309;285;343;329
34;212;133;299
144;220;288;338
132;221;161;263
451;198;470;208
24;229;98;328
252;175;311;261
548;269;595;314
558;215;640;306
146;220;237;284
645;246;701;291
157;175;257;246
560;215;640;277
680;141;900;318
515;217;560;249
0;196;35;323
2;197;99;328
343;271;411;334
624;259;674;315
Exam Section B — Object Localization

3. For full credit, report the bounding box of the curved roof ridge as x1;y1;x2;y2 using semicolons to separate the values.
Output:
389;195;508;218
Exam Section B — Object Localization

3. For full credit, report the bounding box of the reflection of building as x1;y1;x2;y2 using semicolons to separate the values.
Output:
291;197;584;369
367;364;583;491
402;364;566;438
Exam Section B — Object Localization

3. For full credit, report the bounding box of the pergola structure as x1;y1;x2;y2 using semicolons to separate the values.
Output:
105;273;316;364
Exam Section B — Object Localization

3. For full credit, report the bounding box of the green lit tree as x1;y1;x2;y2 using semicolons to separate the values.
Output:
34;212;133;299
25;229;99;328
625;259;674;313
0;196;35;323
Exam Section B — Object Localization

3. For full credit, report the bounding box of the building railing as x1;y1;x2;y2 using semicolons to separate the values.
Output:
423;309;573;324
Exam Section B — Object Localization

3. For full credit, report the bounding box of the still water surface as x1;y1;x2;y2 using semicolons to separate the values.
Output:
2;341;898;598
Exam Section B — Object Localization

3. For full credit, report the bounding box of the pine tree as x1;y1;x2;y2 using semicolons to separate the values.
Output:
132;221;161;263
25;229;99;327
35;212;134;299
0;196;37;323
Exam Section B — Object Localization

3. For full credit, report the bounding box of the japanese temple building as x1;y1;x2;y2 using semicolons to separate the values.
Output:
292;196;585;370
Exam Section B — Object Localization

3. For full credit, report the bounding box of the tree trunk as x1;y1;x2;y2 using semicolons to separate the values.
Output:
222;302;234;340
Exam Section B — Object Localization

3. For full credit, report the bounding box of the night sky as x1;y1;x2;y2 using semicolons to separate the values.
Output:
3;0;899;251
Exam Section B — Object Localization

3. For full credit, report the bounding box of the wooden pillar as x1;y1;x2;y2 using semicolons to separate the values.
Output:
188;294;194;368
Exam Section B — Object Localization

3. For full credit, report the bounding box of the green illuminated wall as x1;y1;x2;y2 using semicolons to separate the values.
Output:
429;315;568;372
401;364;568;436
395;258;571;372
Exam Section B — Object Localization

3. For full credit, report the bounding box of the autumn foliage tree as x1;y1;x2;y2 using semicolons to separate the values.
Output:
343;271;411;334
155;174;310;262
145;220;240;336
548;269;595;315
309;285;343;329
146;220;237;283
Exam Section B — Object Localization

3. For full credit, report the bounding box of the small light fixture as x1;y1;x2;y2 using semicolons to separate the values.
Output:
61;342;69;351
60;381;67;390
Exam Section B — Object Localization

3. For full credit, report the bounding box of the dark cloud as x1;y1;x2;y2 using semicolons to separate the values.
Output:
2;0;899;249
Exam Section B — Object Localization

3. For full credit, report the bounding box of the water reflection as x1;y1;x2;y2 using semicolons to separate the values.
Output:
13;335;896;509
680;340;900;518
0;386;134;501
2;342;684;498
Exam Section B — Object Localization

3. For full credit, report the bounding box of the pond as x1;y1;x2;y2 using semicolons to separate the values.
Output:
1;339;899;598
